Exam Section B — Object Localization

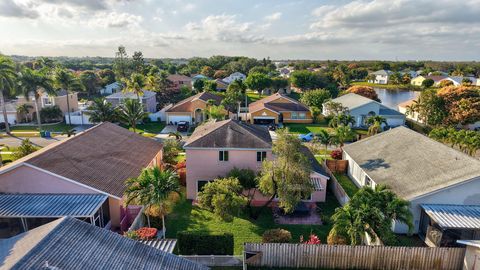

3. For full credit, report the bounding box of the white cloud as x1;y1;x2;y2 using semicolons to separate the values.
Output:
184;3;195;11
0;0;39;18
264;12;281;22
90;11;142;28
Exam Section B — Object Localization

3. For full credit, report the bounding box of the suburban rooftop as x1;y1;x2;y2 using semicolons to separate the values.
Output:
342;126;480;200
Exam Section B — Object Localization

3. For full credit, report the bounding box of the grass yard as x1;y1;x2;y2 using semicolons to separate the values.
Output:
351;81;422;90
10;122;73;133
165;192;340;255
283;123;330;134
246;90;262;103
129;122;166;134
333;173;359;198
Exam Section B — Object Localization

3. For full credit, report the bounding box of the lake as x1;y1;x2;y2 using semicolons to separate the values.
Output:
374;88;420;110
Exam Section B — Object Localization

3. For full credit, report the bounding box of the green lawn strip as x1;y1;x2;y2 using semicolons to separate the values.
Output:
351;81;421;90
246;91;262;103
333;173;359;198
165;193;340;255
10;123;73;133
130;122;166;134
283;123;331;134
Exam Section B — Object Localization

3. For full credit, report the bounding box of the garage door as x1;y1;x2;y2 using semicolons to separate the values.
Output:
168;115;192;125
253;117;275;125
386;117;405;127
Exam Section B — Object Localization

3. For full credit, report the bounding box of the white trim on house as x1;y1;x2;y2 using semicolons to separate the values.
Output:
22;163;123;200
250;107;280;115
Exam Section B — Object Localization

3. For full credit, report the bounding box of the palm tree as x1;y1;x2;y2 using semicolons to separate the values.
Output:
315;129;332;155
125;167;180;237
17;68;55;131
16;104;33;123
117;99;148;133
329;113;356;128
123;73;145;101
0;56;17;134
229;79;248;107
85;98;117;123
168;131;183;141
53;68;83;126
331;125;356;147
365;115;387;136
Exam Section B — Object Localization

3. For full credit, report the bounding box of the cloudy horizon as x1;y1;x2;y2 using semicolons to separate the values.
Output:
1;0;480;60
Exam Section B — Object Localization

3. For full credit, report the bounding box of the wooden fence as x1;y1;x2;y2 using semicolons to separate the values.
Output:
322;162;350;206
244;243;465;270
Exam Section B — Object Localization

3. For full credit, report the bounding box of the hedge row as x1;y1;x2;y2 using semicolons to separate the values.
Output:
177;231;234;255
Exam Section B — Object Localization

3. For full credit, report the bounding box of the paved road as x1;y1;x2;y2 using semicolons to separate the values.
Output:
0;135;68;147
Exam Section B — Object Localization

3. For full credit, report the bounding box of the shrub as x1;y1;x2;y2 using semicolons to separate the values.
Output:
262;229;292;243
124;230;138;240
177;231;234;255
136;227;157;240
40;105;63;123
327;228;348;245
300;234;322;245
226;167;257;189
143;116;152;123
330;149;343;160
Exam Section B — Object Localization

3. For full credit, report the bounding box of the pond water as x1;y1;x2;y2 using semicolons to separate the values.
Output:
374;88;420;110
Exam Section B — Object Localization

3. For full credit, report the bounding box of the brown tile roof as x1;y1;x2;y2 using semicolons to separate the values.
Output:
10;122;163;198
167;74;192;82
425;75;448;82
166;92;223;113
249;93;309;113
184;119;272;149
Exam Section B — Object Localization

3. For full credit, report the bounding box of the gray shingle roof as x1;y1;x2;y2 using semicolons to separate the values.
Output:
328;93;376;110
0;194;107;218
379;107;404;116
0;217;208;270
342;126;480;200
184;119;272;149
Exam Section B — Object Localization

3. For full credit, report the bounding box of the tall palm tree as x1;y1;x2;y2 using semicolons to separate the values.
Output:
125;167;180;237
331;125;356;147
0;56;17;134
17;68;55;131
85;98;117;123
365;115;387;136
117;99;148;133
329;113;356;128
123;73;145;102
16;103;33;123
229;79;248;107
53;68;83;126
315;129;332;155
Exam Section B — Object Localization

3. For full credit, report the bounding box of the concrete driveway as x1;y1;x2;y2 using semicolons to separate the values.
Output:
160;125;178;134
0;135;68;147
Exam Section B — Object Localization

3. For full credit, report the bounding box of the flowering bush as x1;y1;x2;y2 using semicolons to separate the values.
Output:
124;230;138;240
176;161;186;169
136;227;158;240
300;234;321;245
330;149;343;160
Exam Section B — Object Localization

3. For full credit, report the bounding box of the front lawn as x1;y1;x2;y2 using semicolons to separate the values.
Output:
165;192;340;255
351;81;421;90
129;122;166;134
333;173;359;198
10;123;73;133
284;123;330;134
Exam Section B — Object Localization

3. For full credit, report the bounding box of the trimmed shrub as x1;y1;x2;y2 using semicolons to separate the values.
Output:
177;231;234;255
136;227;157;240
262;229;292;243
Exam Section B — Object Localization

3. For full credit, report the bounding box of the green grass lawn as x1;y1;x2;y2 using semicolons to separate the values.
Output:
130;122;166;134
283;123;331;134
246;90;262;103
333;173;359;198
351;81;422;90
10;123;73;133
165;192;340;255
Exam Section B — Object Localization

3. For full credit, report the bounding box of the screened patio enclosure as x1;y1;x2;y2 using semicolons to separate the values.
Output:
0;194;109;238
419;204;480;247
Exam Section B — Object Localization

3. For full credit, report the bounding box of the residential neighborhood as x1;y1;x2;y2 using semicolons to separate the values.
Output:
0;1;480;269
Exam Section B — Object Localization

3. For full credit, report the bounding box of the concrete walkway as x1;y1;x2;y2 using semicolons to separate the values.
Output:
0;135;68;147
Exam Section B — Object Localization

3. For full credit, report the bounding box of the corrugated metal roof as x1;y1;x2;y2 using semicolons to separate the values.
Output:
0;194;107;218
421;204;480;229
2;217;209;270
140;239;177;253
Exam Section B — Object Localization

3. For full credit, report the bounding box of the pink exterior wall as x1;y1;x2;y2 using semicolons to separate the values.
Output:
0;164;123;227
186;148;273;199
186;149;329;203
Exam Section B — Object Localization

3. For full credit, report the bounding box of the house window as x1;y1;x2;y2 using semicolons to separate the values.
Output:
291;112;298;119
298;112;306;119
364;175;372;187
197;180;212;193
219;151;229;161
43;97;53;106
257;151;267;162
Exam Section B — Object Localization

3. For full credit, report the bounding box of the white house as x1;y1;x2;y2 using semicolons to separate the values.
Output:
323;93;405;128
0;102;19;125
438;76;478;86
368;70;393;84
222;72;246;84
342;127;480;236
100;82;122;95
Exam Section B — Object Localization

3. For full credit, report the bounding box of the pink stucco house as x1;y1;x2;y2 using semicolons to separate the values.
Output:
0;122;163;234
184;119;329;205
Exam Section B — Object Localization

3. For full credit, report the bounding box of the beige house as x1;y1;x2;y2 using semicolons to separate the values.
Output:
16;89;79;120
165;91;225;125
0;122;163;233
249;93;313;125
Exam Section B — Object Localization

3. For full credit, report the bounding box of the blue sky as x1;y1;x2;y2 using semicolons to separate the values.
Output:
1;0;479;60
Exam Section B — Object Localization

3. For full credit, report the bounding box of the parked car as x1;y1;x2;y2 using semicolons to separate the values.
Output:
177;121;189;132
298;133;314;142
0;122;5;130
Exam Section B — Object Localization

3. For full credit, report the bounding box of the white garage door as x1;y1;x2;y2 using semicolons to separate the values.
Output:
386;117;405;127
168;115;192;125
0;114;17;125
